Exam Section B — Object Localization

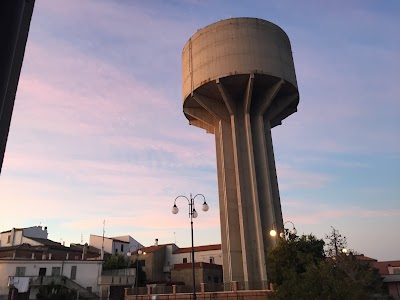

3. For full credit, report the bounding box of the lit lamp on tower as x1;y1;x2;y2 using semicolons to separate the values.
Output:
270;221;297;239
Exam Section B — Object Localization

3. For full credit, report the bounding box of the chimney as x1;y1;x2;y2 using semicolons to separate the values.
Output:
155;239;158;246
82;242;88;260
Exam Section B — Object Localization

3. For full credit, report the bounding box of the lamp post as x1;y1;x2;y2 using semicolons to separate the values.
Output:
127;245;146;300
172;193;209;300
270;221;297;239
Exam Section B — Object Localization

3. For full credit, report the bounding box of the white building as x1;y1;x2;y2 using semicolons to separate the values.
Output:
0;226;48;247
89;234;142;256
171;244;222;265
0;257;102;299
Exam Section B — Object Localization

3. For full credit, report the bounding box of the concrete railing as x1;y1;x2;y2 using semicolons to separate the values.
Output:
125;282;273;300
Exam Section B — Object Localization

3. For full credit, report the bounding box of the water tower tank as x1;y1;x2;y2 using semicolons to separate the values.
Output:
182;18;299;288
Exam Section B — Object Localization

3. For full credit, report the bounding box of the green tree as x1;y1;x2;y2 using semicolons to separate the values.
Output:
103;253;132;270
266;229;389;300
325;226;348;257
266;234;325;286
317;253;386;299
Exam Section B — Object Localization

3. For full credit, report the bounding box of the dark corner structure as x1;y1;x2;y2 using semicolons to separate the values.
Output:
0;0;36;174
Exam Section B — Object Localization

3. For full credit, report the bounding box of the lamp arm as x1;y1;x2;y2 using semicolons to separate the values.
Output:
174;195;190;205
192;193;206;203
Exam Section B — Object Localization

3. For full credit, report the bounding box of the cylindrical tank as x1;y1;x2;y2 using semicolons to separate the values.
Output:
181;18;299;289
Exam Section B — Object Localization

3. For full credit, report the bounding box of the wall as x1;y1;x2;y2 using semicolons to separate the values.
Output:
126;290;272;300
22;226;48;239
112;240;129;255
171;268;204;289
89;235;113;254
21;236;45;246
164;245;177;265
0;226;48;247
151;247;166;282
0;229;22;246
112;235;142;252
172;249;223;265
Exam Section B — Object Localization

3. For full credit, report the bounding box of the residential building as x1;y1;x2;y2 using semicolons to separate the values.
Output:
1;258;102;299
0;241;102;299
127;241;223;288
0;226;48;247
128;243;176;283
356;254;400;300
371;259;400;300
89;234;141;256
171;262;223;290
172;244;222;265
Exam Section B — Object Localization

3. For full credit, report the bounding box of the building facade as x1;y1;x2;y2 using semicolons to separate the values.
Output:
0;226;48;247
1;258;102;299
89;234;141;256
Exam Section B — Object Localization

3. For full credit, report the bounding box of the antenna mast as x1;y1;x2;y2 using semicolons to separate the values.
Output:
101;220;105;259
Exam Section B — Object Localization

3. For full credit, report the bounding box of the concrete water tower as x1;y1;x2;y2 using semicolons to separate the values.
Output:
181;18;299;288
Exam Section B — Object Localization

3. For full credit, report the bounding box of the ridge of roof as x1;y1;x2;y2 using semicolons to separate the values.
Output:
354;254;378;261
371;260;400;275
89;234;129;243
174;244;221;254
27;237;68;249
1;228;23;233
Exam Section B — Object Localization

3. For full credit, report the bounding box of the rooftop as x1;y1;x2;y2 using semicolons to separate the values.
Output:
174;244;221;254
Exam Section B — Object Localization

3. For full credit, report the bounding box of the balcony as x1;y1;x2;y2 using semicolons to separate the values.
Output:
98;275;135;286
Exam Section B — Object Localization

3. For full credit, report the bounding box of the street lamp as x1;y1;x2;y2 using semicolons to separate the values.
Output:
270;221;297;239
172;193;209;300
127;245;146;299
269;222;278;237
280;221;297;239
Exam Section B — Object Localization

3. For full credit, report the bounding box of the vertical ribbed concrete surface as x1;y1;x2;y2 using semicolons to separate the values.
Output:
182;18;299;288
0;0;36;173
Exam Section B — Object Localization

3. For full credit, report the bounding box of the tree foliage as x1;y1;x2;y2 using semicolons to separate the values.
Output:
325;226;348;257
102;254;147;286
266;230;388;300
266;234;325;286
103;253;132;270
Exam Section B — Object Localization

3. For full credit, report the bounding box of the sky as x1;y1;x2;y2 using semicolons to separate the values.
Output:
1;0;399;261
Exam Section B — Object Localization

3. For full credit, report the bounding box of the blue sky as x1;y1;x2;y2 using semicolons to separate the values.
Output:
1;0;399;260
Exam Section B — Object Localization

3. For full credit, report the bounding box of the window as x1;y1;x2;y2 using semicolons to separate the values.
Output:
214;276;219;283
207;276;212;282
70;266;77;280
7;235;11;244
39;268;46;276
139;260;145;267
51;267;61;276
86;287;92;292
15;267;26;276
183;258;188;263
115;248;118;253
210;257;215;264
121;244;124;252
